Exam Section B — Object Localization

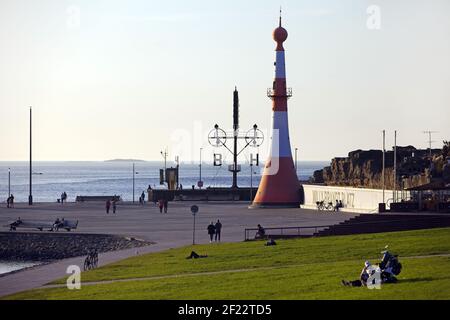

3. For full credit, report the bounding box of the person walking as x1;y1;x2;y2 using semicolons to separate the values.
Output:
112;199;117;214
158;199;164;213
60;192;67;204
106;199;111;214
163;199;168;213
141;191;145;205
9;194;14;208
334;200;339;212
214;219;222;242
6;196;10;208
207;221;216;243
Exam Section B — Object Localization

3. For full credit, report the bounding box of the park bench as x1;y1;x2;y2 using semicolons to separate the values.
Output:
75;195;121;202
4;219;78;232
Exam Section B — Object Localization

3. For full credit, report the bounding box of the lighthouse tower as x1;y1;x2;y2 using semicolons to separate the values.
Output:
251;14;300;208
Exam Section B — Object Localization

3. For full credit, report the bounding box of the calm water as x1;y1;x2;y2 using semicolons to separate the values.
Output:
0;161;327;203
0;261;40;276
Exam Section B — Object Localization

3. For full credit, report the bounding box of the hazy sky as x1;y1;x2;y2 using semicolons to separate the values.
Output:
0;0;449;163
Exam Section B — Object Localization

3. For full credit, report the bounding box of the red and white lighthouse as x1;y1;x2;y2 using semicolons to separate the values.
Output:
251;14;301;208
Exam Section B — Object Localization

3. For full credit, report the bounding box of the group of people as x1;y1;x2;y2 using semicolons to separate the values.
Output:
105;198;118;214
52;217;65;231
342;247;402;287
60;192;68;204
139;191;146;205
207;220;222;242
6;194;14;208
158;199;169;213
334;200;344;211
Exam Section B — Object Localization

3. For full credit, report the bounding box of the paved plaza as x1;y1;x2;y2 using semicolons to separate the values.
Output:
0;201;356;297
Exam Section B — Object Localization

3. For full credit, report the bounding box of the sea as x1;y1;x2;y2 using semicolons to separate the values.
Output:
0;161;328;203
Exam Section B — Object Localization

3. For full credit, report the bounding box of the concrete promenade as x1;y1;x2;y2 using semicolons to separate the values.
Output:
0;201;356;297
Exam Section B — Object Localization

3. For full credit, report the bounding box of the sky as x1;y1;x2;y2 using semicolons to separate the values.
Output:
0;0;449;163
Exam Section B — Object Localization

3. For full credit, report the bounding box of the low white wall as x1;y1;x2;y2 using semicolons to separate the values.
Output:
301;184;406;213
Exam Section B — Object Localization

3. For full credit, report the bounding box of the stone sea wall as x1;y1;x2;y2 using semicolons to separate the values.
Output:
0;232;153;261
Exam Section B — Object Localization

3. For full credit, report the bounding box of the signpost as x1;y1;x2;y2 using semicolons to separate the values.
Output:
190;205;199;245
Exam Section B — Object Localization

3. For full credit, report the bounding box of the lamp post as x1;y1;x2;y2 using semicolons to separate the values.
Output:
160;148;168;187
190;205;199;245
8;168;11;197
175;156;180;190
250;163;253;202
295;147;298;174
160;149;168;171
393;130;397;203
199;148;203;189
132;163;136;203
28;107;33;206
382;130;385;204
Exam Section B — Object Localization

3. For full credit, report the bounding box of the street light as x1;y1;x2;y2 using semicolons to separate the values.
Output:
132;163;139;203
295;147;298;174
160;148;168;188
160;149;168;171
199;148;203;189
250;163;254;202
29;107;33;205
190;205;199;245
8;168;11;197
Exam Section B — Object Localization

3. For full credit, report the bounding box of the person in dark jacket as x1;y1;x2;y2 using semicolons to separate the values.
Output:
112;199;117;214
106;200;111;214
342;261;374;287
255;224;265;239
163;199;168;213
158;199;164;213
214;220;222;242
207;222;216;243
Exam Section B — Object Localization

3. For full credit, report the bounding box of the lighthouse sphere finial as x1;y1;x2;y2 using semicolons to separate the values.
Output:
273;9;288;50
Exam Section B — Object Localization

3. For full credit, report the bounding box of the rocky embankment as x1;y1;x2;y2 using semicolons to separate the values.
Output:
312;145;450;189
0;232;153;261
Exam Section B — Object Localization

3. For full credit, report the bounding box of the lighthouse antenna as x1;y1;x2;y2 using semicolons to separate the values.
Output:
279;7;282;26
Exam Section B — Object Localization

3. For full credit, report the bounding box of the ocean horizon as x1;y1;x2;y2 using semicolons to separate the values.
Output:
0;161;328;203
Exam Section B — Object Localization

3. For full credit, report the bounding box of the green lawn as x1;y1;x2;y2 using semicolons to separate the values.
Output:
4;228;450;300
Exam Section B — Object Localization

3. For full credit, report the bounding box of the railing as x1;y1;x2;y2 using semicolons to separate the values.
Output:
267;88;292;99
244;225;332;241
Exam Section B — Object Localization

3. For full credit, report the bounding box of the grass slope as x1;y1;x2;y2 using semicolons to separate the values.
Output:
4;228;450;300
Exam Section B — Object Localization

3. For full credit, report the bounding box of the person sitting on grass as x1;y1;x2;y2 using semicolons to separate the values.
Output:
186;251;208;259
255;224;266;239
265;237;277;246
341;261;373;287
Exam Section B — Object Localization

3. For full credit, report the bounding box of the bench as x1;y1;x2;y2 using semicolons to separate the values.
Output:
4;219;79;232
75;195;121;202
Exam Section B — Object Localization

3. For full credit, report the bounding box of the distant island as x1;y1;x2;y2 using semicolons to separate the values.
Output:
104;159;146;163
